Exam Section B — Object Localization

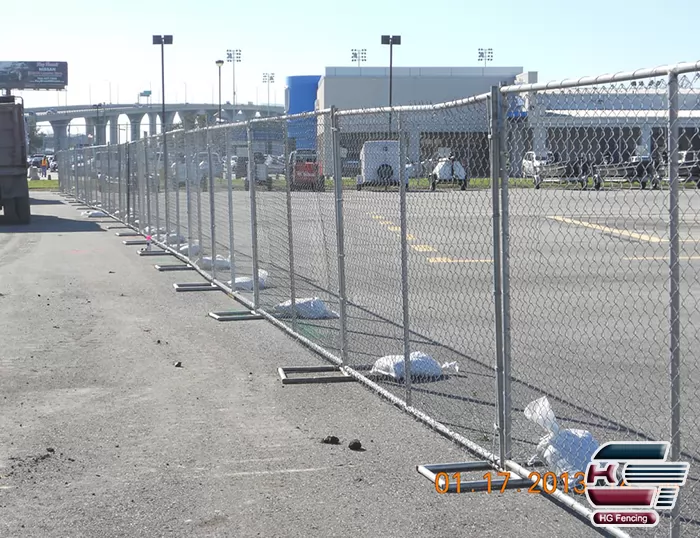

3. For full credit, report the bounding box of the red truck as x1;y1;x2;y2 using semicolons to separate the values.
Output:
288;149;325;191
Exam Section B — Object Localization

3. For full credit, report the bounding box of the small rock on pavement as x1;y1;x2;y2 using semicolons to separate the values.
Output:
348;439;362;451
321;435;340;445
46;447;55;453
174;361;182;368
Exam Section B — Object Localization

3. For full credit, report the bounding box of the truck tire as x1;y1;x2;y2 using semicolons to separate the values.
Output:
15;196;30;224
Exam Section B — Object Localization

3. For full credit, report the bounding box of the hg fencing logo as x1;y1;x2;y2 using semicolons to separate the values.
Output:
586;441;689;528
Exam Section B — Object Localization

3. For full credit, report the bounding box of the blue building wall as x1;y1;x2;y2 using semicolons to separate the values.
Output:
286;75;320;150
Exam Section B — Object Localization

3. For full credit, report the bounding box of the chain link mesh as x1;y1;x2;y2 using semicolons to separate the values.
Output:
56;64;700;536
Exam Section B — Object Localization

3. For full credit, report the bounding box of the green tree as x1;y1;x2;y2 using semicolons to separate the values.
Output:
26;115;47;154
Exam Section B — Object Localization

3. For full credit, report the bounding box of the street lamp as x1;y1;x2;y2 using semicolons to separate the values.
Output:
262;72;275;117
216;60;224;124
351;48;367;68
226;48;242;106
478;47;493;76
152;34;173;239
381;35;401;136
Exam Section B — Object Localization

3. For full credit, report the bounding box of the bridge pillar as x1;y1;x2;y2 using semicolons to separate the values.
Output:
148;113;158;136
160;111;176;132
108;116;120;144
127;114;144;141
180;112;196;131
49;119;70;152
95;122;107;146
85;117;96;143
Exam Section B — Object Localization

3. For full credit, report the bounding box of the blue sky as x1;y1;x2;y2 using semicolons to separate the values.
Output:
3;0;698;112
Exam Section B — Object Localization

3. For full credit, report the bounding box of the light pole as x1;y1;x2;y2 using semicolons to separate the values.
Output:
351;48;367;68
478;47;493;76
216;59;224;124
262;72;274;117
381;35;401;136
226;48;241;106
152;34;173;237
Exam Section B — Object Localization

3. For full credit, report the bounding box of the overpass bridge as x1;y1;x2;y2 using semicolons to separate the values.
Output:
26;102;285;150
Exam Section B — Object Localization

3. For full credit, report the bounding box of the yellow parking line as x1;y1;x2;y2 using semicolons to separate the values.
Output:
411;244;437;252
387;226;401;232
406;234;417;241
427;257;493;263
547;216;665;243
371;215;385;220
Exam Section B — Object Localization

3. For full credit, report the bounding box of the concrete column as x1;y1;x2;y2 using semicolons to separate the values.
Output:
127;114;144;141
641;125;652;155
528;93;547;156
109;116;119;144
85;117;96;143
49;120;70;151
159;111;176;132
95;122;107;146
408;127;421;164
148;113;158;136
181;112;196;131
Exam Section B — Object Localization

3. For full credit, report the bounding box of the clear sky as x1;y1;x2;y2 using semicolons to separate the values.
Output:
2;0;697;112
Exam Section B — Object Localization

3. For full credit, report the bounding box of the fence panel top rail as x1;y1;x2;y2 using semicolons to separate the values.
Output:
500;60;700;94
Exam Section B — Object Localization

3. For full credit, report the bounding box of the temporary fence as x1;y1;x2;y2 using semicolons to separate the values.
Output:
57;60;700;537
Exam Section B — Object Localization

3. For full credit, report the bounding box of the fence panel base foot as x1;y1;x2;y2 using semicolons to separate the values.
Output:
277;366;356;385
115;231;141;237
173;282;220;292
416;461;545;494
123;239;149;246
209;310;264;321
137;249;172;257
155;264;194;272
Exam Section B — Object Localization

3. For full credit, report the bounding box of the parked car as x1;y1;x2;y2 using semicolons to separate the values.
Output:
288;149;324;191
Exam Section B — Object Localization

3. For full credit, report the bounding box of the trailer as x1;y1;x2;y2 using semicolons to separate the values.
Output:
0;95;31;224
592;151;660;191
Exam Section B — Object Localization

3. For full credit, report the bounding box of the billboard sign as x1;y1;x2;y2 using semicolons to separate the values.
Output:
0;61;68;90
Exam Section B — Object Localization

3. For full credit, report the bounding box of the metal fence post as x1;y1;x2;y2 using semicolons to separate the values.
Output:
207;137;218;280
283;118;297;332
174;132;181;249
397;111;412;406
196;133;204;261
144;142;152;234
118;145;123;216
154;138;160;236
498;88;513;460
164;133;171;245
489;86;507;469
225;127;236;288
330;107;348;364
126;144;131;224
184;133;194;259
248;122;261;310
106;146;112;213
667;69;682;538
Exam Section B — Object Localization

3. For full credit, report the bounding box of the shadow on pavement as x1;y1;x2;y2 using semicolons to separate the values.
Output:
0;214;107;234
30;198;65;206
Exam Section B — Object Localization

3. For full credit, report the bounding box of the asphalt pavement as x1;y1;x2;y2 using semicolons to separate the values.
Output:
66;177;700;536
0;192;613;538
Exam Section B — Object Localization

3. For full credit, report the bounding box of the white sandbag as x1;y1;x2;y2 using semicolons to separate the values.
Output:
144;226;166;235
274;297;339;319
153;233;186;245
82;210;107;218
198;255;231;271
524;396;600;475
370;351;458;381
179;243;200;256
228;270;268;291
